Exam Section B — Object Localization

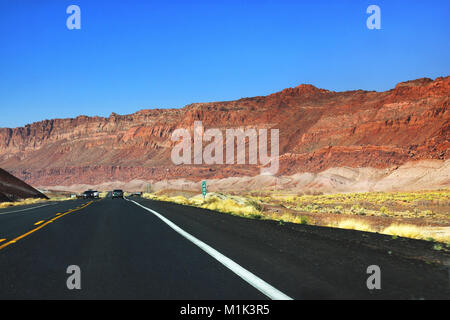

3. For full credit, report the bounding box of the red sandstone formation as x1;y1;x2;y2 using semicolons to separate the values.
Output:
0;76;448;188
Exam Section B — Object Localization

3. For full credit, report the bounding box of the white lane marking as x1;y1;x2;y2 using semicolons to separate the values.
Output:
126;198;293;301
0;203;56;215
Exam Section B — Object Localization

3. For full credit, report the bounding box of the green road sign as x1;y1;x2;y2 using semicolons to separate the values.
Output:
202;181;207;197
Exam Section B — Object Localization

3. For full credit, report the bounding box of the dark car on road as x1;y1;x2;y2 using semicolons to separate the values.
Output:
82;190;95;199
112;189;124;199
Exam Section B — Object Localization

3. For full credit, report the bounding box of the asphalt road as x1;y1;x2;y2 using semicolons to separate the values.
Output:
0;197;448;300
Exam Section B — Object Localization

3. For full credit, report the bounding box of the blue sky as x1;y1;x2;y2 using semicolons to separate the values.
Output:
0;0;449;128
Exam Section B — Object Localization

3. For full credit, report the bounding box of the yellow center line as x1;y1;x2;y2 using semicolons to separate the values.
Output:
0;239;6;243
34;220;44;226
0;201;94;251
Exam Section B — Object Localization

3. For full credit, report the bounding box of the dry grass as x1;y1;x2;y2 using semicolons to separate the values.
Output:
0;196;74;209
327;219;450;243
382;224;424;239
247;189;450;222
328;219;375;233
142;192;311;224
142;190;449;243
0;198;46;209
142;193;263;218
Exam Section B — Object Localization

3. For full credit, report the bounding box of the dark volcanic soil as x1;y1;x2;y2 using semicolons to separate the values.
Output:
0;168;47;202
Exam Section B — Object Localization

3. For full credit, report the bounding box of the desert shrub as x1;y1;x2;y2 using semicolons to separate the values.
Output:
293;215;309;225
331;206;344;214
247;199;264;213
350;205;366;216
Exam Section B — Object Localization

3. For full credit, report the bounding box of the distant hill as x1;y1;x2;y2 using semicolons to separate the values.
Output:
0;168;48;202
0;76;448;191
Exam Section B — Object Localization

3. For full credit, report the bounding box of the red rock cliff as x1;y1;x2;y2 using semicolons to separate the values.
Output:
0;76;448;187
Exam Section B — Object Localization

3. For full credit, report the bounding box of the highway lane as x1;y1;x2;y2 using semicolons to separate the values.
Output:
130;198;450;300
0;198;267;299
0;197;448;299
0;199;92;246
